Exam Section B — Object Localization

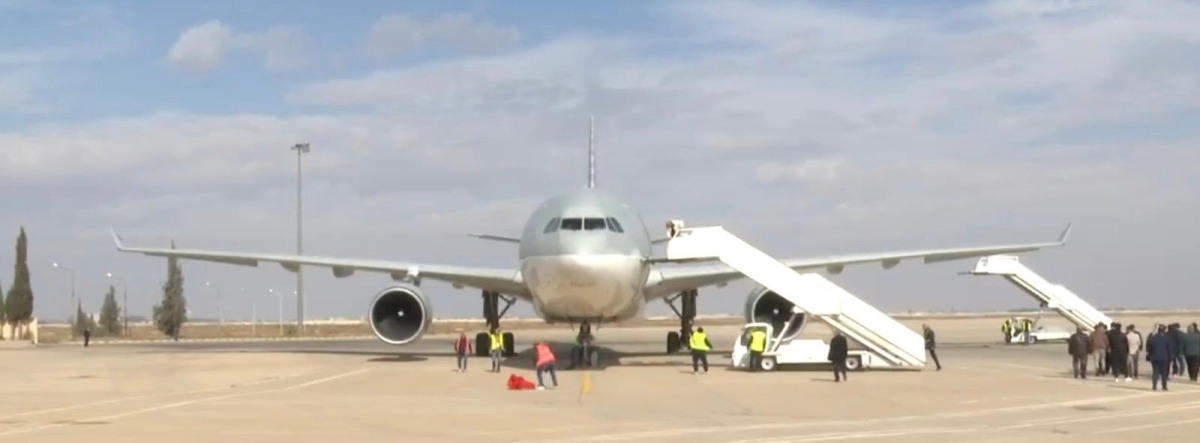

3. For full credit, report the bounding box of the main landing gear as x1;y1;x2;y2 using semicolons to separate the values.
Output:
474;291;517;357
664;289;698;354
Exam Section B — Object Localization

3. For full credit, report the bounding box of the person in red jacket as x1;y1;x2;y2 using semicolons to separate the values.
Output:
453;330;472;372
534;341;558;390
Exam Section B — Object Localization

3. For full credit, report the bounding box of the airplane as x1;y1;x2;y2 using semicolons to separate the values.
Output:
111;119;1072;360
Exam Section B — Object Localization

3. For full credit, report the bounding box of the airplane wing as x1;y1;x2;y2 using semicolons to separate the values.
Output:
110;231;530;298
646;224;1072;298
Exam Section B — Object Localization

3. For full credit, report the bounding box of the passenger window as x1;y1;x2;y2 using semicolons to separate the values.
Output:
543;217;560;233
560;218;583;231
583;218;607;230
606;217;624;233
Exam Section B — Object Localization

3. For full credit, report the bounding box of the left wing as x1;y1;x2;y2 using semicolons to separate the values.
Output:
111;231;530;298
645;224;1072;298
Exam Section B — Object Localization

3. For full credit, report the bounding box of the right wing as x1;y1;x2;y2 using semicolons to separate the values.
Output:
111;231;530;298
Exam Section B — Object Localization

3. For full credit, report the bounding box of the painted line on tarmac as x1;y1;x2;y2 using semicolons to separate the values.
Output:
518;389;1171;443
999;398;1200;430
725;426;982;443
0;368;369;438
1094;414;1200;435
0;372;308;421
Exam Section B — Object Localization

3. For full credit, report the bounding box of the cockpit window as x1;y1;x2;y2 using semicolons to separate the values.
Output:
543;217;560;233
606;217;624;233
583;218;607;230
560;218;583;231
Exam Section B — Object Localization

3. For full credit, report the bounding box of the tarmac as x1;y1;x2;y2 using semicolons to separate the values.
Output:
2;315;1199;442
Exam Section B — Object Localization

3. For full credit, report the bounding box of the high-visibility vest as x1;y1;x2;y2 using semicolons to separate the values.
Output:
1022;320;1033;332
1002;320;1012;332
689;332;710;351
748;330;767;352
489;332;503;351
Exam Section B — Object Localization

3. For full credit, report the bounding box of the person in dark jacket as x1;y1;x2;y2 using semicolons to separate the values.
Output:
1068;327;1090;379
1146;324;1172;391
1108;322;1129;381
1183;323;1200;381
1168;323;1185;377
828;331;849;382
923;324;942;371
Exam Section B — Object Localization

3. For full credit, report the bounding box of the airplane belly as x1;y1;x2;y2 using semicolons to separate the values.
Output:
522;255;646;320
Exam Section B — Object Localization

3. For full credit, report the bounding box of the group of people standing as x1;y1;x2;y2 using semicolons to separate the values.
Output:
1068;321;1200;390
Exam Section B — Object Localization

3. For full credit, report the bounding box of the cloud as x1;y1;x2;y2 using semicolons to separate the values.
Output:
5;0;1200;322
363;13;520;59
167;20;311;73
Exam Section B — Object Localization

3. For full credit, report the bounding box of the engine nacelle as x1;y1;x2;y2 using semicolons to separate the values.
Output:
368;285;432;345
743;286;807;341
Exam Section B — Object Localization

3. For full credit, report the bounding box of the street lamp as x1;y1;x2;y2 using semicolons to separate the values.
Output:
290;142;309;334
52;262;76;338
205;281;223;327
105;272;128;337
268;288;283;335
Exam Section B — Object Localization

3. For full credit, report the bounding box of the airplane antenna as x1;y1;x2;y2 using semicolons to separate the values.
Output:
587;115;595;189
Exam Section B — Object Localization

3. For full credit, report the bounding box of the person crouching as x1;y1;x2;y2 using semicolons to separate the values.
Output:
534;341;558;390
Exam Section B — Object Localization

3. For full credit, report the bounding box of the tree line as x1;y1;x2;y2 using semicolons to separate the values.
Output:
2;227;188;341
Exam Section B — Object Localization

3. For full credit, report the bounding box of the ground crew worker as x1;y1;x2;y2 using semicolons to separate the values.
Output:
1090;322;1109;376
453;329;472;372
1126;324;1143;379
1021;318;1035;345
923;324;942;371
690;327;713;374
83;327;91;347
533;341;558;390
1068;327;1089;379
488;327;504;373
747;327;767;372
1001;318;1013;344
829;330;849;382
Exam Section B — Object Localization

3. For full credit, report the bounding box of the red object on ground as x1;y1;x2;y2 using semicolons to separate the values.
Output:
507;374;536;390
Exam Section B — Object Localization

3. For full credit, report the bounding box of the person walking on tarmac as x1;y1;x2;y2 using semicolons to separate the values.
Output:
747;327;768;372
488;327;504;373
1168;323;1185;377
923;324;942;371
453;329;472;372
1089;323;1109;377
1126;324;1143;379
1146;324;1172;391
1182;323;1200;381
1108;322;1130;382
1001;318;1013;344
690;327;713;374
83;327;91;348
829;331;849;382
1068;327;1090;379
533;341;558;390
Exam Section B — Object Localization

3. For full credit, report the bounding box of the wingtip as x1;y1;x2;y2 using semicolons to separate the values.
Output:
109;228;125;249
1058;222;1073;244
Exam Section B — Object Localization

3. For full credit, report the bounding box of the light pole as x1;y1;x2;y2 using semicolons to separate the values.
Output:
205;281;223;332
268;288;282;335
105;272;128;337
290;142;309;334
52;262;76;338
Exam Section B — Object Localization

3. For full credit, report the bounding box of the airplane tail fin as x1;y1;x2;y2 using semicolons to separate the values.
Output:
587;115;595;189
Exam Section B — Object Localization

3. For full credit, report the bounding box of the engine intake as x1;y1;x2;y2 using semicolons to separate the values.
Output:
744;287;807;341
368;285;432;345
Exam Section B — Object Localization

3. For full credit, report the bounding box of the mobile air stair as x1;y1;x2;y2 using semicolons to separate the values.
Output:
965;255;1111;333
664;222;926;369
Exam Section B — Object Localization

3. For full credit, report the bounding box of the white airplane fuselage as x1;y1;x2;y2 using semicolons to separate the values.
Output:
516;188;653;324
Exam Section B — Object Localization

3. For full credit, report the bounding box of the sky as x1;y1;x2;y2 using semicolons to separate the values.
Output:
1;0;1198;324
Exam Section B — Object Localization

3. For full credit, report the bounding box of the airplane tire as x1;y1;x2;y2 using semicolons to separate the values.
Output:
588;347;601;367
474;332;489;357
667;331;681;354
502;332;516;356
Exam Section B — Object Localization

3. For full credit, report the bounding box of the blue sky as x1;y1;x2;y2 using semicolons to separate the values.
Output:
2;0;1199;323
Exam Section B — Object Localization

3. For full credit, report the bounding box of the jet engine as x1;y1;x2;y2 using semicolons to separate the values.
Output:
368;285;432;345
743;286;807;341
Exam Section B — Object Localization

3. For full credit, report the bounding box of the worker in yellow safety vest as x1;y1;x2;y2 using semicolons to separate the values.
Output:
689;327;714;374
1021;318;1035;345
747;328;768;372
1001;318;1013;343
488;327;504;373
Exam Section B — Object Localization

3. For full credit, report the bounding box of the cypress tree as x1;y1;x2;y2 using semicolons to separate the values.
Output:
4;227;33;323
152;241;187;339
99;285;121;336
